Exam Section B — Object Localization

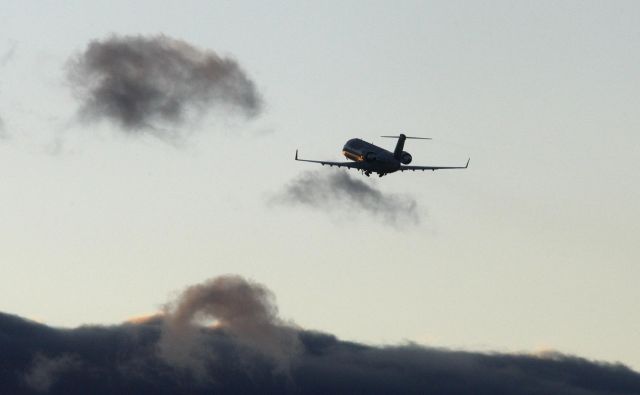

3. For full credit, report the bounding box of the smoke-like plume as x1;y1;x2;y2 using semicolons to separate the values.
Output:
1;275;640;394
159;275;298;376
67;35;261;134
273;170;420;225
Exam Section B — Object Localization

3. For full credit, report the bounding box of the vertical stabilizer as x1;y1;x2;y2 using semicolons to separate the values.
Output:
393;133;407;159
380;133;431;159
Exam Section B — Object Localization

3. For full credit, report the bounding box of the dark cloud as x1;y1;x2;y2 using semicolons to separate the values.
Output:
272;170;420;226
67;35;261;134
2;275;639;394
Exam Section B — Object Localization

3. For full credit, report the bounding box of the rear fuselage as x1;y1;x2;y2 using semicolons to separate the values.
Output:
342;138;401;174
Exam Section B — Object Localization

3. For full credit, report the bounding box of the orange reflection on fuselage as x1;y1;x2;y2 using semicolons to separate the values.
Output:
342;150;364;162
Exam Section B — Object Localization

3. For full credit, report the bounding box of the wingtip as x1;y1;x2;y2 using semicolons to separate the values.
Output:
295;149;298;160
465;158;470;168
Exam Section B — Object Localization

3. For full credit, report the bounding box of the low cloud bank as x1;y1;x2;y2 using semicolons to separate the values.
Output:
1;275;639;394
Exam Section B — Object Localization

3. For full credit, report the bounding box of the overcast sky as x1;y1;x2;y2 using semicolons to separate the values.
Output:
1;0;639;371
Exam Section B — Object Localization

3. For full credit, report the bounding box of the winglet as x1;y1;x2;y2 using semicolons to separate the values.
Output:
465;158;470;168
295;149;299;161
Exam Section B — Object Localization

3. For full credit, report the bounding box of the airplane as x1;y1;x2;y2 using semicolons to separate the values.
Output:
295;133;469;177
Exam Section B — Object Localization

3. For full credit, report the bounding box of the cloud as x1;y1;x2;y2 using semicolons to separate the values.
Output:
1;275;639;394
272;170;420;226
66;34;262;135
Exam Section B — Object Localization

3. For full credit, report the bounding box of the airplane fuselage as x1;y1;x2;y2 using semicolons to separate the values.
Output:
342;138;402;175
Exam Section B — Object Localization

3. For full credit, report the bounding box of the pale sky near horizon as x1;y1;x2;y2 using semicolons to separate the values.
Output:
1;1;639;370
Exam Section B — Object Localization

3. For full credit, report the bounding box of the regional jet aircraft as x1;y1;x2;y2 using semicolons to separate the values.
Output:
295;133;469;177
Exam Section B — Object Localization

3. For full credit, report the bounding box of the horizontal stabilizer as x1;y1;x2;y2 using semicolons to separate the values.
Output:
381;135;431;140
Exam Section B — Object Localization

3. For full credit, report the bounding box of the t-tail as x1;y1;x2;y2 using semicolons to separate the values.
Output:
381;133;432;160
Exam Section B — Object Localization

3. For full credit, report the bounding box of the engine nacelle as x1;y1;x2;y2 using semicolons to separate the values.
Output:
400;151;412;164
365;152;377;161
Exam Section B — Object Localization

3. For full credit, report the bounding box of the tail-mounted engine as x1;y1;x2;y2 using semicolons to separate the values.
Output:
400;151;412;164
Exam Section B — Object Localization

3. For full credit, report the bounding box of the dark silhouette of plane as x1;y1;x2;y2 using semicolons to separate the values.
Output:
295;133;469;177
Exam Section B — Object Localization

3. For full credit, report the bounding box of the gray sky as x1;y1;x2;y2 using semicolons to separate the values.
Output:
1;0;639;370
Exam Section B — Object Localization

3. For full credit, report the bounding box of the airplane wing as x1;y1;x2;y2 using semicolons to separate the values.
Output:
295;150;366;169
398;158;470;171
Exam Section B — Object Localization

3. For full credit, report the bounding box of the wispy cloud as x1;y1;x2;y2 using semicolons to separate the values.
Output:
271;170;420;226
23;354;82;393
0;40;17;67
